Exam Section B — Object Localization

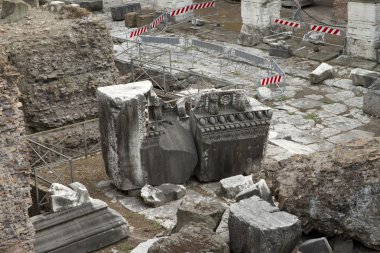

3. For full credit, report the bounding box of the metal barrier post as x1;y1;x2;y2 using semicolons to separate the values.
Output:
69;158;74;182
83;122;88;158
34;167;40;211
131;59;135;81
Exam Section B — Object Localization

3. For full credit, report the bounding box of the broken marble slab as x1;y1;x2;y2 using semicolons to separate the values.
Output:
220;175;254;199
269;139;316;155
328;130;375;144
141;184;186;207
310;63;334;84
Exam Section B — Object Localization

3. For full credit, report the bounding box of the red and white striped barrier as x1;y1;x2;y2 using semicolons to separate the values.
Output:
170;1;216;17
150;14;165;29
260;75;283;86
274;18;300;28
310;25;341;36
129;26;148;39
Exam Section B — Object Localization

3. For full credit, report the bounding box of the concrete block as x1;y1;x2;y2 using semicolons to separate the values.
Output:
269;41;293;58
125;12;138;27
310;63;334;84
350;68;380;88
363;79;380;117
111;3;141;21
136;14;155;28
229;196;302;253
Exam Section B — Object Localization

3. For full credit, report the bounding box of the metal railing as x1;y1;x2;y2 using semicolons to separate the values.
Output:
26;119;101;210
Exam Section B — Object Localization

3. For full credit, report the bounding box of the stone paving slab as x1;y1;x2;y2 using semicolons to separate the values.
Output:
328;130;375;144
323;116;363;132
269;139;316;155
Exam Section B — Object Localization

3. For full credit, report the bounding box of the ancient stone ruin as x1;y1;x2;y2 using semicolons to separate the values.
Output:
98;83;272;189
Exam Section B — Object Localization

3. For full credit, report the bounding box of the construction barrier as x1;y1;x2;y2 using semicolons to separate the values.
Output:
260;75;283;86
170;1;216;16
191;39;224;54
150;14;165;29
141;36;180;45
274;18;301;28
310;24;341;36
129;26;148;39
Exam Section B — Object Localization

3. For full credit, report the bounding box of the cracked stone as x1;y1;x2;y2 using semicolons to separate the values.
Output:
325;90;356;102
323;116;363;132
328;130;375;144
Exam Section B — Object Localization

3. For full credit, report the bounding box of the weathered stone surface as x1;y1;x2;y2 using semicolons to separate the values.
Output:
5;18;117;131
298;237;333;253
1;0;29;23
131;238;163;253
98;81;197;190
363;79;380;117
0;56;34;252
141;184;186;207
174;195;227;232
350;68;380;88
190;89;271;182
310;63;334;84
239;0;281;46
229;196;302;253
125;11;138;27
148;223;229;253
215;209;230;244
258;138;380;250
32;199;129;253
220;175;253;199
111;3;141;21
136;13;155;27
48;182;92;212
269;41;293;58
255;179;274;205
73;0;103;11
332;238;354;253
235;185;260;202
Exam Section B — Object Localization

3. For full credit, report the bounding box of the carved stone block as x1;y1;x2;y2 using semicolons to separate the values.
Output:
190;89;272;182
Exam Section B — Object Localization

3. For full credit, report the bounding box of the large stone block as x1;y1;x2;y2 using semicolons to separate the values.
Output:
190;89;271;182
111;3;141;21
74;0;103;11
350;68;380;87
148;223;229;253
310;63;334;84
97;81;197;190
229;196;302;253
136;14;155;28
1;0;29;23
363;79;380;117
32;199;129;253
174;195;227;232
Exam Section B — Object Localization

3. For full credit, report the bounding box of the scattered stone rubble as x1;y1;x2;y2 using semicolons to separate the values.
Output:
141;184;186;207
32;183;129;253
310;63;334;84
257;137;380;250
220;175;253;199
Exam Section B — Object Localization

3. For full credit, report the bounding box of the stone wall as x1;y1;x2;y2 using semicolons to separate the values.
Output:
332;0;348;20
0;56;34;252
4;15;117;132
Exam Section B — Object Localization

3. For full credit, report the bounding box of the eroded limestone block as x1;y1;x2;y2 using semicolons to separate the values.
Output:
298;237;333;253
48;182;92;212
310;63;333;84
111;3;141;21
239;0;281;46
190;89;271;182
174;195;227;232
350;68;380;88
363;79;380;117
32;199;129;253
1;0;29;23
148;223;229;253
141;184;186;207
97;81;197;190
220;175;253;199
229;196;302;253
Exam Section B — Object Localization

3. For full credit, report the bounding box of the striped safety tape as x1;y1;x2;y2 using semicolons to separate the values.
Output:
150;14;165;29
129;26;148;39
170;1;216;17
274;18;300;28
260;75;283;86
310;25;341;36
